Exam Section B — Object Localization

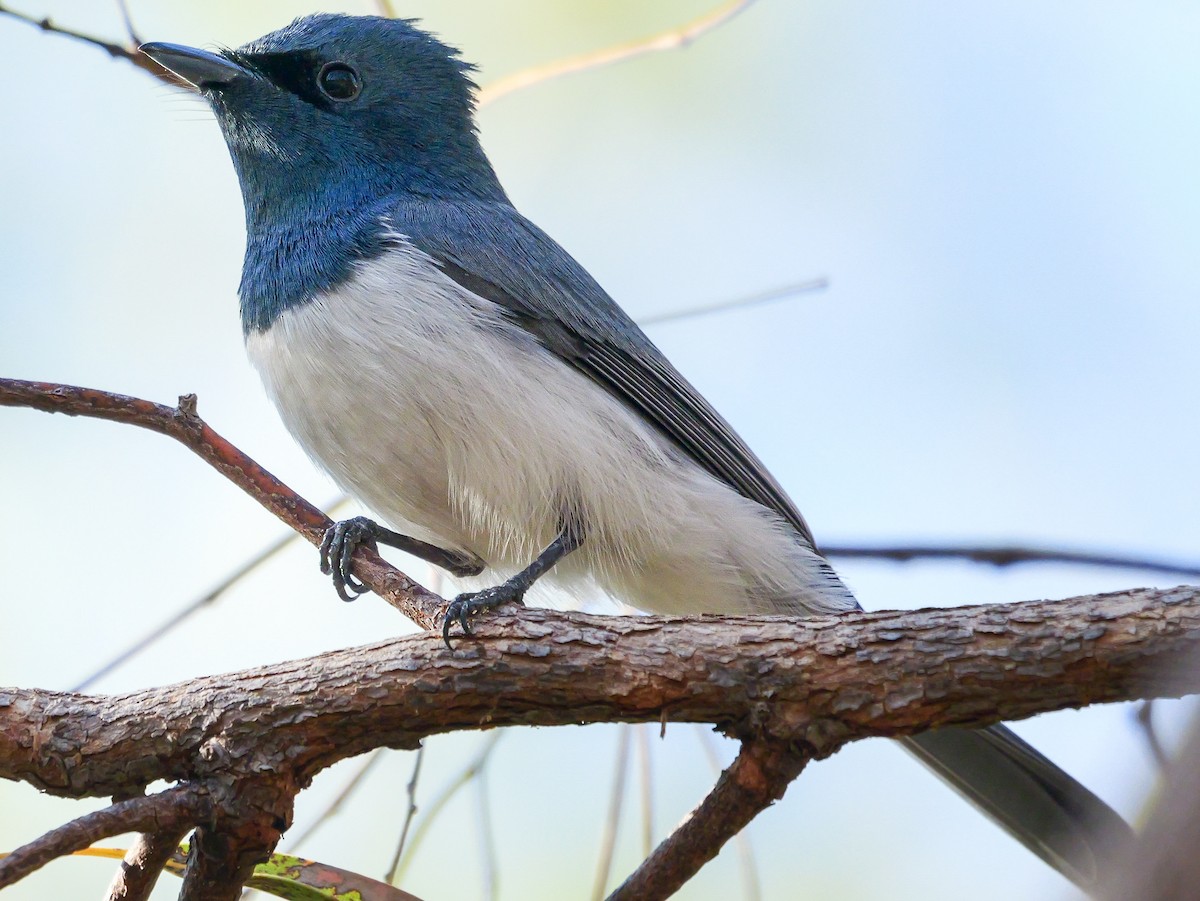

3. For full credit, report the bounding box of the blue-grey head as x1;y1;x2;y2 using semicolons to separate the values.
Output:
142;14;511;331
142;14;507;229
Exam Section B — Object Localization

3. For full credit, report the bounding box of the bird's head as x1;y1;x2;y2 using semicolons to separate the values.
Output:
142;14;505;224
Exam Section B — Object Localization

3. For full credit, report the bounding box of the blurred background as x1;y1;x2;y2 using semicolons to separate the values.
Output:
2;1;1199;898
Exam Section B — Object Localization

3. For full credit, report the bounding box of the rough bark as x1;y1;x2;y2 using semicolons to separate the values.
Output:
2;587;1196;803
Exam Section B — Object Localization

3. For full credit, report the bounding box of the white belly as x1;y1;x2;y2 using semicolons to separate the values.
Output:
245;244;854;617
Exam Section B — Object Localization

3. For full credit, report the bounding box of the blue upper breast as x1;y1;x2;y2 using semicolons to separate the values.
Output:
238;203;393;334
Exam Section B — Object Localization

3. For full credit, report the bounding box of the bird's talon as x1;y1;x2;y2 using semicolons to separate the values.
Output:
320;516;378;601
441;585;527;648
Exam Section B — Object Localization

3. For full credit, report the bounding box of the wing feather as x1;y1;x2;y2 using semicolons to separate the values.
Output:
387;198;818;548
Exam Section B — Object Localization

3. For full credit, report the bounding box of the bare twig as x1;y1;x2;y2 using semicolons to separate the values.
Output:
592;727;633;900
386;746;425;884
72;497;351;692
477;0;759;107
113;0;139;44
636;725;654;857
0;378;446;628
391;733;505;884
1136;700;1170;772
104;826;191;901
822;542;1200;579
0;3;179;84
474;766;499;901
638;278;828;327
608;740;807;901
72;528;296;691
0;787;210;889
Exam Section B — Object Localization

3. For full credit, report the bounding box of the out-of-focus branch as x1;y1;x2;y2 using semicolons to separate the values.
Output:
608;739;806;901
113;0;139;44
823;542;1200;579
390;733;504;885
477;0;759;107
1104;709;1200;900
0;787;210;889
0;378;445;629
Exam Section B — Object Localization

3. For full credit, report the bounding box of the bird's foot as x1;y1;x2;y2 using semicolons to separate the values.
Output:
442;581;527;647
319;516;380;601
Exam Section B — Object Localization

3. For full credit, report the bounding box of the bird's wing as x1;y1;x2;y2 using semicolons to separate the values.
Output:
386;198;819;548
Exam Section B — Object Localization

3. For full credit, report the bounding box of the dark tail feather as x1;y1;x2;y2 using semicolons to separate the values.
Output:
902;724;1133;894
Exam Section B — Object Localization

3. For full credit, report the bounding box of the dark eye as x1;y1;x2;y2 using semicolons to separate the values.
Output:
318;62;361;101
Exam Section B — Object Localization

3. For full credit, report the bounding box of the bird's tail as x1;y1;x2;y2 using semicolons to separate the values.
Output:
902;723;1132;894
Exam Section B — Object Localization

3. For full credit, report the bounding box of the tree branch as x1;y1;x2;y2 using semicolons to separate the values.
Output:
824;543;1200;580
0;787;210;889
0;378;446;629
2;587;1195;803
104;826;191;901
178;777;295;901
0;3;179;84
477;0;759;107
608;739;806;900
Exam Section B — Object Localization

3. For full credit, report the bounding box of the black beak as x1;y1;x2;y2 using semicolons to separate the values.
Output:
139;42;247;89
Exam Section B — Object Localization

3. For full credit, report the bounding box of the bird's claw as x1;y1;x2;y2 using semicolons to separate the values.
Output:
319;516;376;602
442;582;526;648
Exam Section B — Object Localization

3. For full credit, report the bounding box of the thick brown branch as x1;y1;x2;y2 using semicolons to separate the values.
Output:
609;740;807;900
0;787;210;888
1;587;1195;802
0;378;444;628
178;778;295;901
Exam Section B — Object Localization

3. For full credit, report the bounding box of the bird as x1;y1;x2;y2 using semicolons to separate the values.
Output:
141;14;1130;893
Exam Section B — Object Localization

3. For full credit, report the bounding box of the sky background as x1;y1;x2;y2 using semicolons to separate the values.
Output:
2;1;1199;899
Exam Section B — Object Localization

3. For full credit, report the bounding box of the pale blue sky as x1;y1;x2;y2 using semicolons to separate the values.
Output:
2;3;1198;899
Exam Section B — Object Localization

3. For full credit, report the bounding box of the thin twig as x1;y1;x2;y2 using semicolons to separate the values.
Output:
391;733;504;884
0;379;446;628
0;787;210;889
72;497;350;692
1136;701;1170;772
475;766;498;901
112;0;138;44
636;725;654;857
386;746;425;884
0;3;178;83
638;278;828;327
823;543;1200;579
104;826;191;901
592;727;633;900
607;740;807;901
477;0;760;107
71;528;294;691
